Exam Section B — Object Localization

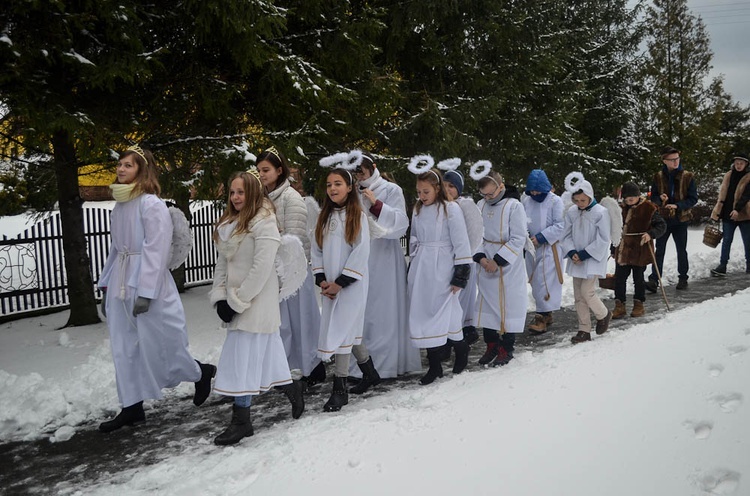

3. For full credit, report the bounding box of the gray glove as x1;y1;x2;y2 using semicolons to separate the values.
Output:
133;296;151;317
100;289;107;318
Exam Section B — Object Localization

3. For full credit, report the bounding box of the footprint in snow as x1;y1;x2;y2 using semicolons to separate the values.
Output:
708;364;724;377
683;420;713;440
710;393;743;413
697;469;741;495
727;345;747;356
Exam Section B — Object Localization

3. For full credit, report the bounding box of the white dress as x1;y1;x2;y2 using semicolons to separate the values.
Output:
560;203;611;279
408;202;472;349
351;177;421;378
475;195;529;334
455;196;484;328
210;218;293;396
522;193;565;312
311;210;371;359
268;181;322;377
98;194;201;407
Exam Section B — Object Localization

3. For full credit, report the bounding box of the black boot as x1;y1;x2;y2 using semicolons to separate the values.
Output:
349;357;381;394
276;380;305;419
419;348;444;385
462;326;479;345
194;361;216;406
99;402;145;433
439;341;452;362
452;339;469;374
214;404;253;446
301;361;326;389
323;376;349;412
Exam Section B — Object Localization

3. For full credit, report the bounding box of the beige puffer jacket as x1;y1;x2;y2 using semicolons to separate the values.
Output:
268;179;310;259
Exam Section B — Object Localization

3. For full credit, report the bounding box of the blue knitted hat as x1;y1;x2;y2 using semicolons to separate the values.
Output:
443;170;464;196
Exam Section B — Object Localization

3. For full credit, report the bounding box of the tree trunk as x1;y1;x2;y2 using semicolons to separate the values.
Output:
53;129;100;327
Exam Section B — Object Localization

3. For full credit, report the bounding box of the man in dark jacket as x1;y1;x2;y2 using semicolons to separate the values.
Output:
710;153;750;275
646;146;699;291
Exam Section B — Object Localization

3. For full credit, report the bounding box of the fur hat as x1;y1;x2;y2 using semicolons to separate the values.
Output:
525;169;552;194
443;170;464;196
733;153;749;164
621;182;641;198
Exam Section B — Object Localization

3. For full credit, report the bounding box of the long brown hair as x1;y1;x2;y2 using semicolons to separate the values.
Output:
315;169;363;247
414;169;448;216
213;171;274;242
117;148;161;197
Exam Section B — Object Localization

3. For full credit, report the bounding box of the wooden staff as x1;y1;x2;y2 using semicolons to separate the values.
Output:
648;242;671;311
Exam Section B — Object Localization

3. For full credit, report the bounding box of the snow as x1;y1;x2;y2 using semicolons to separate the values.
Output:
1;229;749;495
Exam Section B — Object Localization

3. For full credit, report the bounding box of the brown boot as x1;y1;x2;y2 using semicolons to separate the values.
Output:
571;331;591;344
630;299;645;317
527;314;547;334
612;299;626;319
595;310;612;335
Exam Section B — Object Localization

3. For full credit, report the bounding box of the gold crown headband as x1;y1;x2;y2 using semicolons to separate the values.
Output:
126;144;147;164
264;146;281;163
246;167;264;188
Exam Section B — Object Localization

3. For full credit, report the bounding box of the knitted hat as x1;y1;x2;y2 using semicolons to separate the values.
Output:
733;153;749;163
621;182;641;198
443;170;464;196
525;169;552;194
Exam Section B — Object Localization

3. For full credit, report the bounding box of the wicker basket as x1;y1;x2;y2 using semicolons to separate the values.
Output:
598;273;616;290
703;223;723;249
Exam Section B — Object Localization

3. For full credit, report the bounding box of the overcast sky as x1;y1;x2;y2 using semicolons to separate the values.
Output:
686;0;749;105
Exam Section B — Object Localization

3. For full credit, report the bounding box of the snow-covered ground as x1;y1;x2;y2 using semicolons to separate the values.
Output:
1;228;748;495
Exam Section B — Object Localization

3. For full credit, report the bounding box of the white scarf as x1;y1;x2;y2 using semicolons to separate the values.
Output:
357;168;381;189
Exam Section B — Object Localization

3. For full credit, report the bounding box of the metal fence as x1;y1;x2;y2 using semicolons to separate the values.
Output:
0;202;223;317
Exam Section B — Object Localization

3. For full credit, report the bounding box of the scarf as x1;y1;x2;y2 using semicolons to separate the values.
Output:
109;184;140;202
358;168;381;189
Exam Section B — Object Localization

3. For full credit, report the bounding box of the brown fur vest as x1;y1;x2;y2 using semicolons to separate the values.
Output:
615;198;657;267
710;170;750;222
653;169;694;222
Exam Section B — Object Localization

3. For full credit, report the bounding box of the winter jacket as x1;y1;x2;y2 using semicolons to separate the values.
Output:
560;202;611;279
209;205;281;334
711;168;750;222
615;198;667;267
650;165;698;224
268;179;311;259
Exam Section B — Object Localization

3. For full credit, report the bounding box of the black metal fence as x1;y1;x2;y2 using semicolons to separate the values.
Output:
0;202;223;317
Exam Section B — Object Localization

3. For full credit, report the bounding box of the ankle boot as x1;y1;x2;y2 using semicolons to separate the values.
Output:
462;326;479;345
99;401;145;433
301;361;326;389
349;357;381;394
214;404;253;445
452;339;469;374
419;348;444;385
194;361;216;406
478;342;499;365
323;377;349;412
276;380;305;419
612;299;626;319
630;299;645;317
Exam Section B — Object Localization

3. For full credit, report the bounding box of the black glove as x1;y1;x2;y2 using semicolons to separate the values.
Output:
100;288;107;318
133;296;151;317
450;264;471;289
216;300;237;323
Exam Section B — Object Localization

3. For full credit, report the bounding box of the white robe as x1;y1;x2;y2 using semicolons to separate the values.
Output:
311;210;370;359
349;178;421;378
408;202;472;349
560;203;611;279
99;194;200;407
455;196;483;328
522;193;565;312
475;195;529;334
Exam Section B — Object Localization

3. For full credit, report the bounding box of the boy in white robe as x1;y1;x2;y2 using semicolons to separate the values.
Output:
473;171;528;367
559;173;613;344
521;169;565;335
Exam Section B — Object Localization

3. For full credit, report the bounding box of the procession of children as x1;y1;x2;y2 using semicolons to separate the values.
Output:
98;144;750;446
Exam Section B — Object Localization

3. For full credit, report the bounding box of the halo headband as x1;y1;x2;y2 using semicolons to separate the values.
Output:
469;160;493;181
245;167;264;188
126;144;147;164
407;154;435;175
428;169;441;183
436;158;461;171
264;146;281;163
319;150;364;171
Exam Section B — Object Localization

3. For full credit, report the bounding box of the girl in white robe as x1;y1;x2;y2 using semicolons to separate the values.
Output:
473;171;529;367
521;169;565;335
311;168;376;411
257;148;324;387
408;169;473;385
443;169;484;346
560;173;612;344
98;146;215;433
209;170;304;446
352;154;421;385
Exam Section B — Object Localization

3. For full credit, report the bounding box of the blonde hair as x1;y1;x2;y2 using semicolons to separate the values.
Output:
315;169;363;247
213;171;274;242
117;148;161;197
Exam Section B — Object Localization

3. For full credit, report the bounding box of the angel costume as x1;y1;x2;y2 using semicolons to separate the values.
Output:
353;169;421;378
99;193;201;408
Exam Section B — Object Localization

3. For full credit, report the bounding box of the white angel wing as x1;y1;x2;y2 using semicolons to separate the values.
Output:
167;206;193;271
600;196;623;247
276;234;309;301
457;199;484;252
